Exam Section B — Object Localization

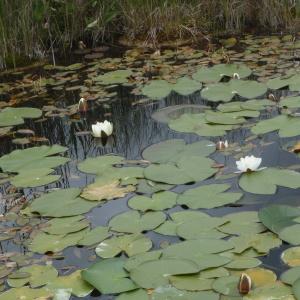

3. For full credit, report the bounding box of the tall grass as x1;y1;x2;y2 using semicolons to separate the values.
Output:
0;0;299;69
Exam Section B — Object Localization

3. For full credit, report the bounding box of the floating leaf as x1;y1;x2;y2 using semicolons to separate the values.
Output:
81;180;135;201
201;80;267;102
0;286;52;300
239;168;300;195
142;139;215;163
29;228;89;254
27;188;97;217
244;268;277;287
0;107;42;127
141;77;201;100
47;270;93;297
77;155;124;175
124;250;162;272
116;289;148;300
78;226;110;246
95;234;152;258
281;247;300;267
7;264;58;288
281;266;300;285
251;115;300;138
212;275;240;296
94;69;133;85
177;183;242;209
109;210;166;233
169;274;213;291
193;64;251;83
82;258;137;294
130;258;200;288
169;113;234;137
128;191;178;211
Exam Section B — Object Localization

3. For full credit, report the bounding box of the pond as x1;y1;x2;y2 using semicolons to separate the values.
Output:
1;35;300;299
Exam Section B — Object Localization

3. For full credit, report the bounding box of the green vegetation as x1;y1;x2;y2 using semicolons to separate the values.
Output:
0;0;299;68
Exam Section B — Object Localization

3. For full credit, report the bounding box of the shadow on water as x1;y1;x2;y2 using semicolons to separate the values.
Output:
1;79;300;298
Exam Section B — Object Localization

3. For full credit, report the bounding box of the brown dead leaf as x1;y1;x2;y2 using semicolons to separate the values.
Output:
81;180;135;201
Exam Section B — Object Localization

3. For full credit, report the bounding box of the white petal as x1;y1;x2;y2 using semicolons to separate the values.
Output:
92;124;101;137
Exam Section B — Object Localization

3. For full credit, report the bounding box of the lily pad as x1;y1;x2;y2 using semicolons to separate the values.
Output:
116;289;148;300
78;226;110;246
201;80;267;102
7;264;58;288
239;168;300;195
212;275;240;296
95;234;152;258
169;274;213;291
128;191;178;211
47;270;93;297
281;247;300;267
0;286;52;300
108;210;166;233
0;107;42;127
27;188;97;217
81;258;137;294
169;113;234;136
177;183;243;209
251;115;300;138
81;180;135;201
141;77;201;100
142;139;215;163
281;266;300;285
193;64;252;83
130;258;200;288
94;69;133;85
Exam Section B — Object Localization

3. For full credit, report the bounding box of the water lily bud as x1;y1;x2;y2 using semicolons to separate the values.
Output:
78;98;88;113
233;73;240;79
239;273;251;295
268;93;277;102
216;140;228;150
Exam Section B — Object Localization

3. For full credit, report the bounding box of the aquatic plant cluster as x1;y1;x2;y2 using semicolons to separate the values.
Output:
0;0;299;68
2;35;300;299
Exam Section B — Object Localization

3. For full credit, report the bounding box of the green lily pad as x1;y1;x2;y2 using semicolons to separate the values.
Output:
128;191;178;211
77;226;110;246
201;80;267;102
116;289;148;300
123;250;162;272
7;264;58;288
142;139;215;163
0;286;52;300
108;210;166;233
177;183;243;209
281;247;300;267
193;64;252;83
267;73;300;91
239;168;300;195
229;232;282;254
251;115;300;138
244;282;292;300
29;228;89;254
293;277;300;300
94;69;133;85
0;107;42;127
47;270;93;297
95;234;152;258
212;275;240;296
0;145;68;173
82;258;136;294
169;113;234;136
136;179;173;194
27;188;97;217
169;274;213;291
281;267;300;285
217;99;273;112
41;216;89;235
130;258;200;288
223;254;261;269
144;164;193;185
77;155;124;174
279;96;300;108
141;77;201;100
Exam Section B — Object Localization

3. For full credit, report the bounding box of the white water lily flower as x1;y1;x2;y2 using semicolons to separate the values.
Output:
233;73;240;79
236;155;264;173
92;120;113;138
216;140;229;150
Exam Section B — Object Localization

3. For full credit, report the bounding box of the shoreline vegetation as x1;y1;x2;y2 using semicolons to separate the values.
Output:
0;0;299;69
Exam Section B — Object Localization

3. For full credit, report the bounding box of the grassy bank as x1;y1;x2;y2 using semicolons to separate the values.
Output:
0;0;299;68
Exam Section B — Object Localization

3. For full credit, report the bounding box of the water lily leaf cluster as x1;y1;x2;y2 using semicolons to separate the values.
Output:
0;145;69;188
141;76;202;100
267;73;300;91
